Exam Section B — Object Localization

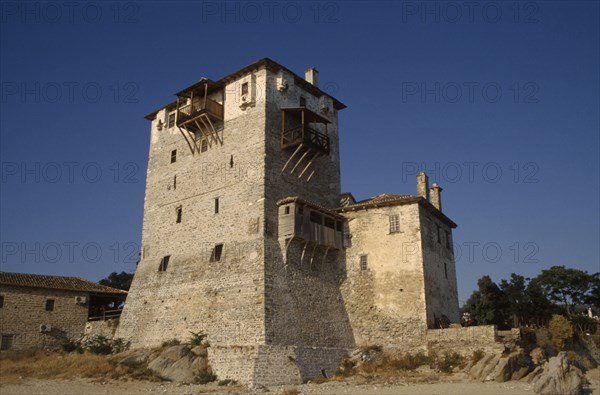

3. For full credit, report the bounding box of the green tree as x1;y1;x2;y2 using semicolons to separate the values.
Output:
500;274;529;327
463;276;509;327
99;271;134;291
532;266;597;315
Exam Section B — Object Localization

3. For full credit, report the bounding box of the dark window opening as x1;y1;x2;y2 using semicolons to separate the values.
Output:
176;206;182;223
201;139;208;152
0;335;13;351
167;112;175;128
436;225;441;243
230;155;234;168
170;150;177;164
389;214;400;233
210;244;224;262
309;211;322;224
445;231;451;249
360;255;368;271
298;205;304;215
241;82;249;95
0;295;4;308
324;217;335;229
159;255;170;272
299;96;306;107
444;262;448;279
284;206;290;215
45;299;55;311
214;198;219;214
173;175;177;190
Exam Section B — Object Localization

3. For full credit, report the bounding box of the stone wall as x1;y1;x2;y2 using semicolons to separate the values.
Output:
0;285;89;350
84;319;119;339
426;325;504;357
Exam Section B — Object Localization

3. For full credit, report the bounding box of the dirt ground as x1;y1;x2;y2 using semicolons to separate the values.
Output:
1;367;598;395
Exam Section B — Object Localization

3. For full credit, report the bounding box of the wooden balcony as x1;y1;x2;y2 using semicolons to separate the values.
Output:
176;98;224;133
280;107;330;155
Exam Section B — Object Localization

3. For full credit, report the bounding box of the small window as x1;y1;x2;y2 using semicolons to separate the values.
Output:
170;149;177;164
0;295;4;308
45;299;55;311
167;112;175;128
389;214;400;233
201;139;208;152
0;335;13;351
359;255;368;271
214;198;219;214
210;244;223;262
324;217;335;229
158;255;170;272
176;206;182;223
309;211;322;224
173;175;177;190
336;221;342;232
436;225;441;243
241;82;249;96
444;262;448;279
445;231;451;249
284;206;290;215
299;96;306;107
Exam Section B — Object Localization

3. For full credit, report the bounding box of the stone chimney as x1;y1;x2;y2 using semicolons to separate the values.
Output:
430;183;443;211
416;171;429;200
305;68;318;87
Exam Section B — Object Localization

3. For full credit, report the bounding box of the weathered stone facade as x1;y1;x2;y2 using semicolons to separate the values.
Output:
0;273;126;350
118;58;461;386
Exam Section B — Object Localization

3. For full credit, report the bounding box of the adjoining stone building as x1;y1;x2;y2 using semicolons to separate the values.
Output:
0;272;127;350
117;58;459;385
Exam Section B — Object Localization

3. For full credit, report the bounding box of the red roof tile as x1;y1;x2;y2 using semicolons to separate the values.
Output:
0;272;127;294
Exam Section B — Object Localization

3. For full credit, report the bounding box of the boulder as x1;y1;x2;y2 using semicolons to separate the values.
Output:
530;347;546;365
532;352;584;395
493;349;533;382
469;354;501;381
191;345;208;357
147;345;198;383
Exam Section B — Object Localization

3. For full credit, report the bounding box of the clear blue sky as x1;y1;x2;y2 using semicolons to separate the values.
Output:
1;1;598;304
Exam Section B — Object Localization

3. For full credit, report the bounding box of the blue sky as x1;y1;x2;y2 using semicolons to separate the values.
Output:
1;1;598;304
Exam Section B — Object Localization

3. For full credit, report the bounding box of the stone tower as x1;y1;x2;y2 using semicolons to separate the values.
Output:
116;59;351;385
117;58;460;386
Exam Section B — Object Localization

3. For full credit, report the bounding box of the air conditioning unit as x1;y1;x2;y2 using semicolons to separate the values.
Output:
40;324;51;333
241;94;250;102
75;296;87;304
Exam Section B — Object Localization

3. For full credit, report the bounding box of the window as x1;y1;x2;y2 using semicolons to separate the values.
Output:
444;262;448;279
0;335;13;351
210;244;223;262
445;231;451;249
241;82;249;95
359;255;368;271
436;224;441;243
299;96;306;107
214;198;219;214
158;255;170;272
45;299;55;311
173;175;177;190
284;206;290;215
201;139;208;152
170;149;177;163
389;214;400;233
0;295;4;308
167;112;175;128
176;206;182;223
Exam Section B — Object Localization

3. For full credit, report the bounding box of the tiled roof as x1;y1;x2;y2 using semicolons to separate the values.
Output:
277;197;345;218
338;193;419;210
0;272;127;294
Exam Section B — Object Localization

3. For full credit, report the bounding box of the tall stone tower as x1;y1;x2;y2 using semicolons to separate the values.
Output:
116;59;351;385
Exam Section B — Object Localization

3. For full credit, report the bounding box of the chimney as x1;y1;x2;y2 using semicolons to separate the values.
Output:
430;183;443;211
305;68;318;87
416;171;429;200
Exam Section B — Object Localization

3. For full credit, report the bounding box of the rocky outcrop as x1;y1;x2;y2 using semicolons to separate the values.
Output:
531;352;584;395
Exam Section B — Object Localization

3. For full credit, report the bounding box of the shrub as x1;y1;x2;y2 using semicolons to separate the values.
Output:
471;349;485;364
189;331;207;346
392;352;430;371
549;314;574;351
161;339;181;347
217;379;236;386
435;352;464;373
194;370;217;384
82;336;113;355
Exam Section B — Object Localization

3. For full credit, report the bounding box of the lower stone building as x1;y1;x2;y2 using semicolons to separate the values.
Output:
0;272;127;350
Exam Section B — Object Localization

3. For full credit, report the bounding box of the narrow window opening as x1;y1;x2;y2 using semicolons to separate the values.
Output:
210;244;224;262
0;335;13;351
445;231;451;249
389;214;400;233
359;255;368;271
45;299;55;311
436;224;441;243
214;197;219;214
241;82;249;96
0;295;4;308
176;206;182;223
444;262;448;279
201;139;208;152
230;155;234;168
284;206;290;215
173;175;177;190
158;255;170;272
167;112;175;128
170;149;177;164
299;96;306;107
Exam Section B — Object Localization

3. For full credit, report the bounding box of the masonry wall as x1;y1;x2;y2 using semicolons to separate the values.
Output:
419;206;460;327
116;68;270;348
340;203;429;351
426;325;504;357
0;286;89;350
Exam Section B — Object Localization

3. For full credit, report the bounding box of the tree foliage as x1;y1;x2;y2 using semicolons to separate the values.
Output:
99;271;134;291
532;266;597;315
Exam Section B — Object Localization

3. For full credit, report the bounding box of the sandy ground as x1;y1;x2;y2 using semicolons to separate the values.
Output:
1;369;598;395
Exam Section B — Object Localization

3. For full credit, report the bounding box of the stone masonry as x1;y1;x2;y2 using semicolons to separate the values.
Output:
116;58;461;386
